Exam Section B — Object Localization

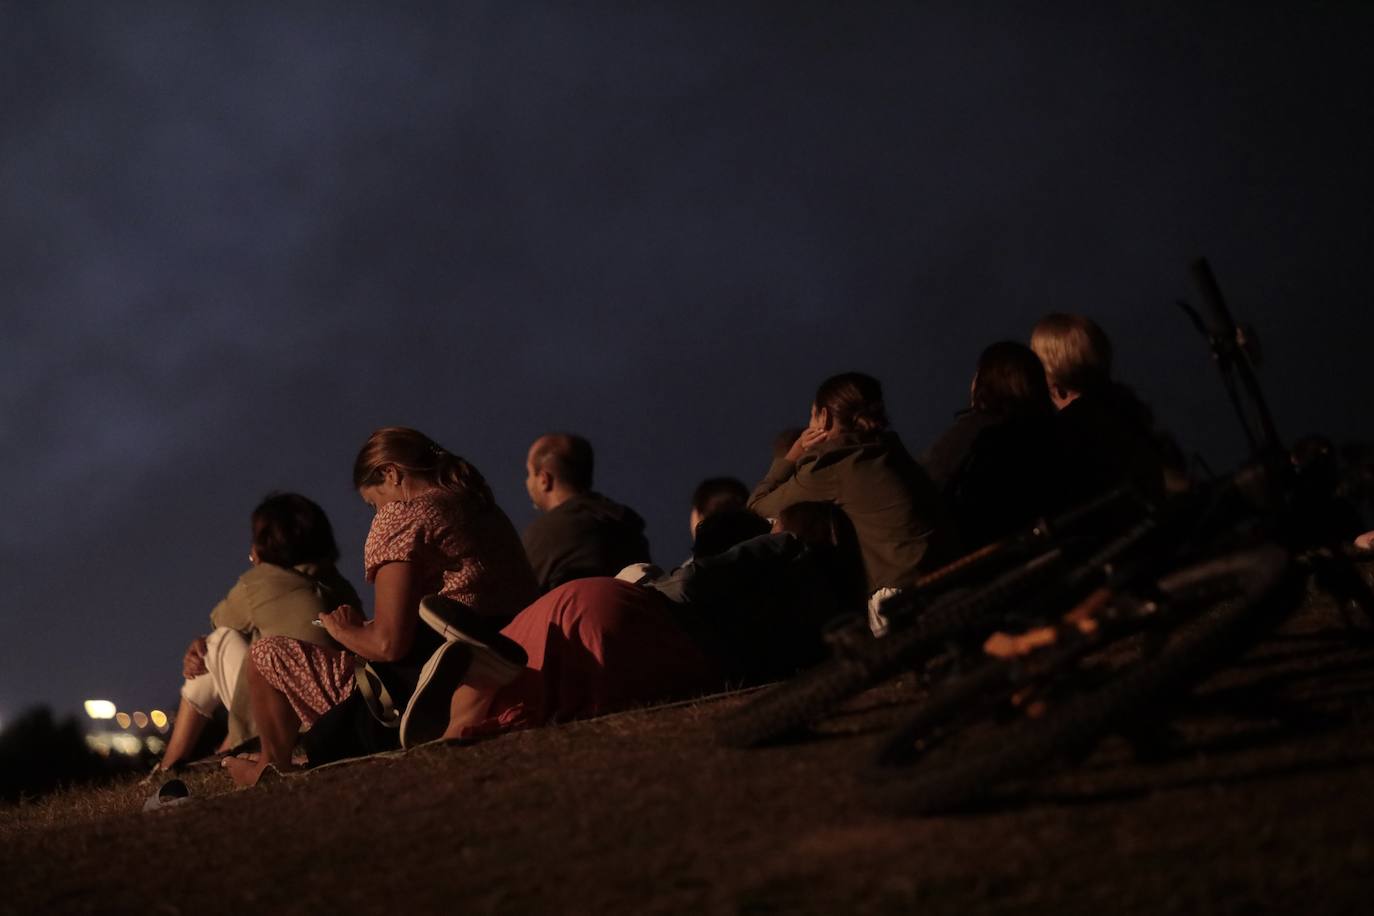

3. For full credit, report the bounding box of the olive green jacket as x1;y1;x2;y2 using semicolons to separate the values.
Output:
748;431;948;592
209;562;361;747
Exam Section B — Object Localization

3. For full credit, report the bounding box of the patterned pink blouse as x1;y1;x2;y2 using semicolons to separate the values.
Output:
364;489;537;622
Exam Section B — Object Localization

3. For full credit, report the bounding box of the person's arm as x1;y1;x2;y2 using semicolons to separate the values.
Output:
318;561;419;663
919;412;983;490
182;636;209;678
748;427;837;518
209;578;253;632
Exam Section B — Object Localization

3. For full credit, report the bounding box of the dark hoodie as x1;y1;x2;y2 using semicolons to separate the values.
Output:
522;492;652;592
1057;382;1174;505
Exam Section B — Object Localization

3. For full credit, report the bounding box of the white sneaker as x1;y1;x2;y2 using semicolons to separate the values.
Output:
418;594;528;667
399;637;527;749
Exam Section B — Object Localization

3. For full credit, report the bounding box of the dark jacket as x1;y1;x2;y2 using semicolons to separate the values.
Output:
1056;383;1173;506
522;492;652;592
645;533;852;685
748;430;950;591
921;408;1070;549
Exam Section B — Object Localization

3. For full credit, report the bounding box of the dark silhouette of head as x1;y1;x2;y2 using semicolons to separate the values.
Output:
691;507;771;559
690;476;749;534
251;492;341;568
971;341;1054;416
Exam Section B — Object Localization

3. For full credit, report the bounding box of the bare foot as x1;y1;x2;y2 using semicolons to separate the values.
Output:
234;750;308;766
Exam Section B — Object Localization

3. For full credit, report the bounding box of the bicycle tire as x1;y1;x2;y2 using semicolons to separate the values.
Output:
716;507;1172;749
868;545;1274;768
713;546;1067;748
868;544;1293;815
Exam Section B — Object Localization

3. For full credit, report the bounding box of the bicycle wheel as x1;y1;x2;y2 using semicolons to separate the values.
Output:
716;509;1172;749
713;546;1068;748
867;544;1293;815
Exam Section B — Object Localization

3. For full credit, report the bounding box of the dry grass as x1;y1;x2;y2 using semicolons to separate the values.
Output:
4;602;1374;914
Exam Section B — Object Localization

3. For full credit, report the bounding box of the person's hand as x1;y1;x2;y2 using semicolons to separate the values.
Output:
785;425;829;463
182;636;209;679
1355;530;1374;551
317;603;366;640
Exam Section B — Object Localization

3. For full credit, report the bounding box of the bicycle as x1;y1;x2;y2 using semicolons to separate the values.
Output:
716;259;1374;817
859;258;1374;813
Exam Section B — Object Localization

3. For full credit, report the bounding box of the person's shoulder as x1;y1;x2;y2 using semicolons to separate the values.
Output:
238;562;315;603
523;503;575;547
306;563;363;605
238;562;298;588
379;490;466;528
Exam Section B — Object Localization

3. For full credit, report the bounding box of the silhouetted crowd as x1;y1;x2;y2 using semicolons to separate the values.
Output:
146;313;1366;785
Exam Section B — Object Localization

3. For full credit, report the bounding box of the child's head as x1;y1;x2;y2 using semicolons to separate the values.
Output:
251;493;340;568
1030;313;1113;400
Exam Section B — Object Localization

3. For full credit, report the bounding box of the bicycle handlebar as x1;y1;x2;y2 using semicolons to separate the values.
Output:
1189;257;1238;340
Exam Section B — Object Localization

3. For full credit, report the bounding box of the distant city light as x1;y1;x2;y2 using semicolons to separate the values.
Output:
116;712;132;729
132;711;149;729
84;700;116;720
150;710;168;729
85;734;113;757
110;734;142;756
144;736;167;754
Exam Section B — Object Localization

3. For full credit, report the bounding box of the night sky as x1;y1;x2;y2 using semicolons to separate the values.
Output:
2;3;1371;726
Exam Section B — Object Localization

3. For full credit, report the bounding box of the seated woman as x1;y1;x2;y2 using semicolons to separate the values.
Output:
224;427;537;784
747;372;951;635
920;341;1069;548
156;493;360;773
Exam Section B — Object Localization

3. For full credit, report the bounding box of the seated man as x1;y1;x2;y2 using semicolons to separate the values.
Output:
522;433;652;591
1030;313;1186;505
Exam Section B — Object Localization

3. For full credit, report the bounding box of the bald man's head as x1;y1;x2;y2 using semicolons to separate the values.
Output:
524;433;594;511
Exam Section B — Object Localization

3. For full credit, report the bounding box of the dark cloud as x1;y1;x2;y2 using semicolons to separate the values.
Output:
2;2;1371;722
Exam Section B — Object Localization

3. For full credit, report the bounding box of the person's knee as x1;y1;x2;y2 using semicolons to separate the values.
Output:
205;627;248;675
180;673;220;717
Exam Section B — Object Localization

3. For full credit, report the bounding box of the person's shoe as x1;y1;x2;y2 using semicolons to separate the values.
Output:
400;640;473;749
400;630;530;749
418;594;528;667
141;778;190;811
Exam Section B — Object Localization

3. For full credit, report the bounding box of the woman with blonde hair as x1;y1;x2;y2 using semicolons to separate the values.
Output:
225;427;536;784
